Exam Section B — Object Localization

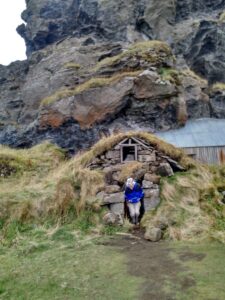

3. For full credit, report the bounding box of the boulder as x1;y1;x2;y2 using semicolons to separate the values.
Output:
144;173;161;184
112;171;120;182
103;212;116;225
109;203;124;215
103;192;124;204
144;196;160;211
105;150;120;160
133;70;177;99
156;163;174;177
96;191;105;202
154;216;169;230
144;227;162;242
142;180;154;189
133;168;146;181
162;156;185;171
138;153;156;163
143;188;160;198
103;212;124;226
105;185;121;194
40;77;134;130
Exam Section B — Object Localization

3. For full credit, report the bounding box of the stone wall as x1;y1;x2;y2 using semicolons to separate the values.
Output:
91;140;184;224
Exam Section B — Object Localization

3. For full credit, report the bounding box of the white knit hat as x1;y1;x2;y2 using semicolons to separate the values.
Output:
126;178;135;186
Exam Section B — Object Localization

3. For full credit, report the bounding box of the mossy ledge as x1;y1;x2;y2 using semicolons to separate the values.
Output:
40;71;142;107
211;82;225;92
94;40;173;71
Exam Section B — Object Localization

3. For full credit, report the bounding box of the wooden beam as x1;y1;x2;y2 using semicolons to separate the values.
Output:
118;138;129;146
131;137;152;149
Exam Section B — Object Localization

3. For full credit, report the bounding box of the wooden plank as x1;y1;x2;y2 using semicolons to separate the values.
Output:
131;137;151;149
135;145;138;161
183;146;225;165
118;138;129;146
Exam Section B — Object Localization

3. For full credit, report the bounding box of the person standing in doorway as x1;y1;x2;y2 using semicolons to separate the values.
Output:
124;178;144;225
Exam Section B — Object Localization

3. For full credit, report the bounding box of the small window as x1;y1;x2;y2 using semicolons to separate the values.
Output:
121;146;137;162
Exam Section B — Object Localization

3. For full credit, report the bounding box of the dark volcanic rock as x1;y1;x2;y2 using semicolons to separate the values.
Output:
209;89;225;118
0;0;225;151
184;20;225;84
16;0;225;84
175;0;225;21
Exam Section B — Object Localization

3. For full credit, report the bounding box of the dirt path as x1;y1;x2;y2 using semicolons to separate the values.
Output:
105;232;204;300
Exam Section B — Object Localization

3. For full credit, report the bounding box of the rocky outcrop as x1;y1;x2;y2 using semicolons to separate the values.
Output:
0;0;225;151
39;77;134;129
183;21;225;84
209;86;225;118
17;0;225;83
0;40;213;150
175;0;225;21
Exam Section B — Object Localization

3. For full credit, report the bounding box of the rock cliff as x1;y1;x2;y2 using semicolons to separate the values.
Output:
0;0;225;151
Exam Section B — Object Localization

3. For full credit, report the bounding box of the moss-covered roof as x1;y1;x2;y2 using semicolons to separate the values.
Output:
75;131;194;170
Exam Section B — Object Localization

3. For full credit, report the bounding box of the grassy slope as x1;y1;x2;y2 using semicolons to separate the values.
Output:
0;132;224;243
142;165;225;243
0;142;67;224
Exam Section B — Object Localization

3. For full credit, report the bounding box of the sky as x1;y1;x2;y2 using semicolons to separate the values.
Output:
0;0;26;65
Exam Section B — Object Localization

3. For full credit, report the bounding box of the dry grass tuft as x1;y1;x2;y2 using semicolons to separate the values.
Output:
118;161;142;183
211;82;225;92
94;41;173;71
181;68;208;86
142;164;225;243
64;62;81;69
40;71;142;106
0;142;67;224
219;11;225;23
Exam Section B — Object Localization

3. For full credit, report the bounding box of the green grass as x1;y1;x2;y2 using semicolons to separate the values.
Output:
0;226;142;300
166;241;225;300
159;67;181;85
0;224;225;300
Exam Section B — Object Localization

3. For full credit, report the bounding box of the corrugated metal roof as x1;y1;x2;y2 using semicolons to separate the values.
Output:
156;118;225;148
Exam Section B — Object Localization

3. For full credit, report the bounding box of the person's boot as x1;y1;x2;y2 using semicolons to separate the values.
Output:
131;216;136;224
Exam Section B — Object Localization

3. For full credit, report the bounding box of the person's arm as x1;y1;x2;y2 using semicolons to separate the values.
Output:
135;183;142;192
124;187;129;201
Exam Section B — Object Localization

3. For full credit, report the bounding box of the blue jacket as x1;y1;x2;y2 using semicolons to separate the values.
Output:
124;182;144;203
